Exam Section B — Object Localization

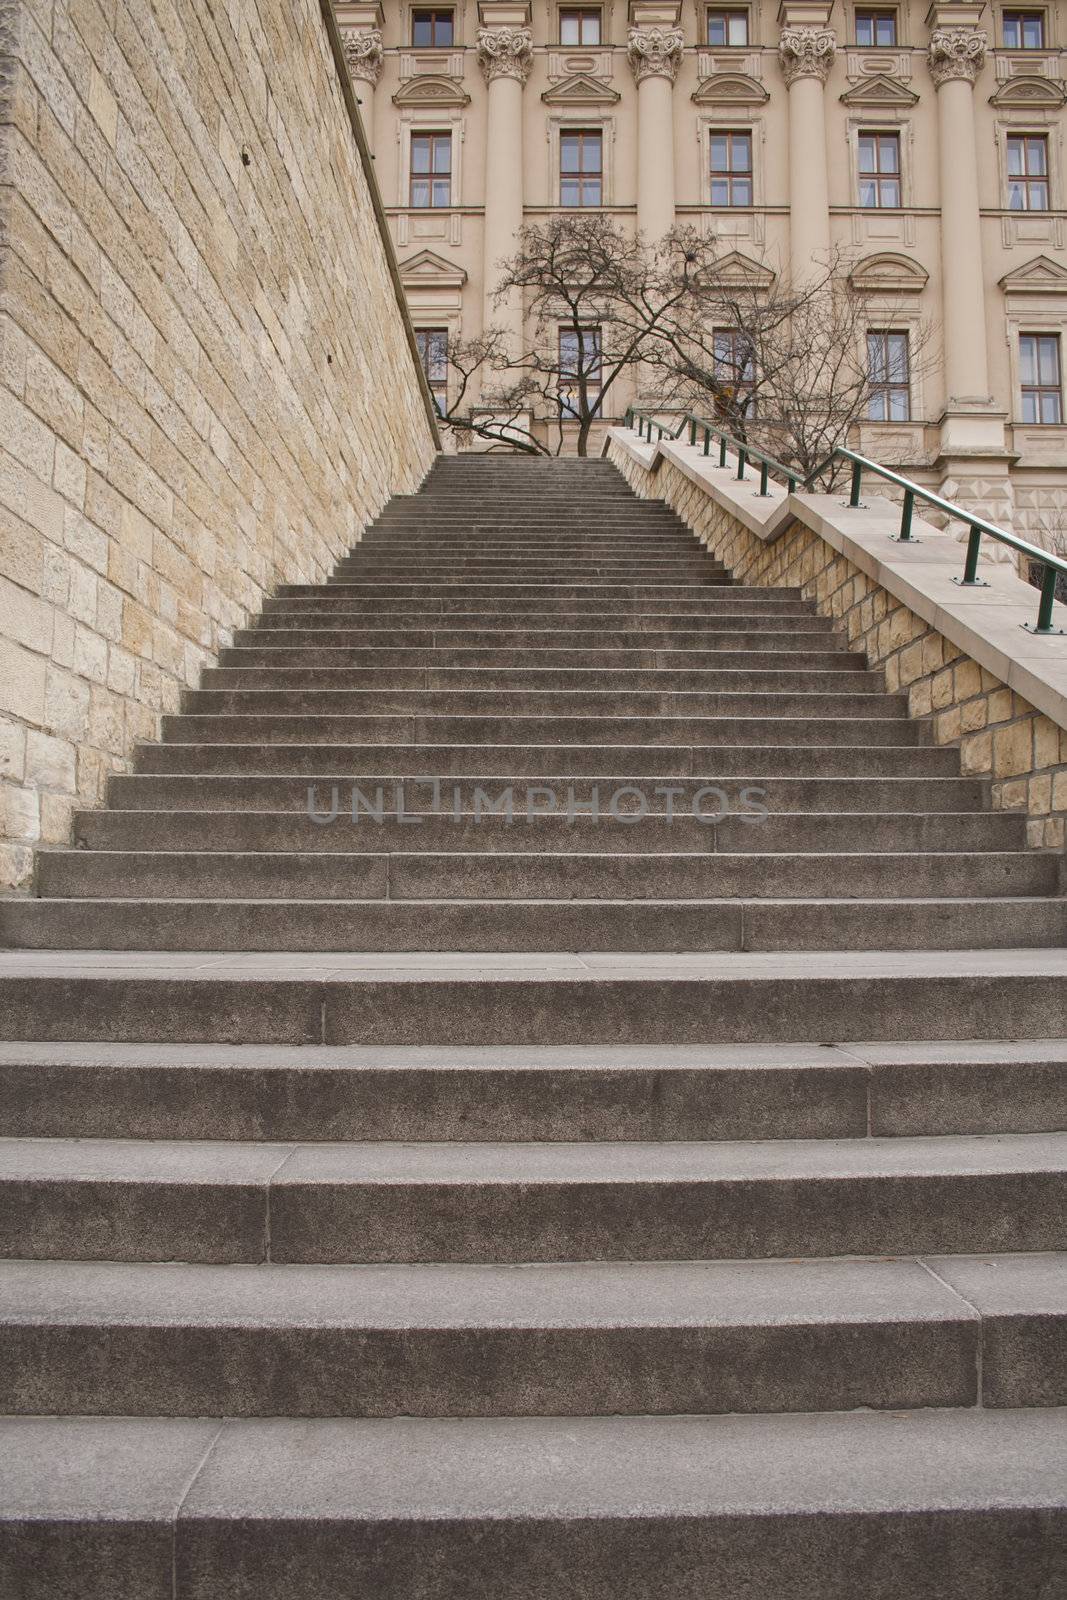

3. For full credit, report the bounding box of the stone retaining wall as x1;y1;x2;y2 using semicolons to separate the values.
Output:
0;0;437;888
610;443;1067;852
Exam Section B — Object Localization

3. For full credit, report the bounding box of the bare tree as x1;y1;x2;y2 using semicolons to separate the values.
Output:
429;330;549;454
642;244;936;486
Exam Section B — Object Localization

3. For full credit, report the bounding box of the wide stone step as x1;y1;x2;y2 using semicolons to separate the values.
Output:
70;810;1024;856
3;1407;1062;1598
105;772;990;813
33;849;1055;902
220;646;865;669
159;713;922;748
0;949;1063;1043
319;581;736;598
253;605;816;626
178;690;908;720
6;895;1064;953
133;741;961;777
6;1253;1062;1418
3;1039;1063;1142
0;1126;1063;1261
235;628;840;651
201;666;889;694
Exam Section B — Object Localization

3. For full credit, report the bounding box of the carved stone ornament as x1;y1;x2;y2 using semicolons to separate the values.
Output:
927;28;987;87
777;26;837;87
626;27;685;86
342;28;385;85
477;27;534;84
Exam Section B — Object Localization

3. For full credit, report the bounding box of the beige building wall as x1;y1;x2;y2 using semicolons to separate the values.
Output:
341;0;1067;527
0;0;437;890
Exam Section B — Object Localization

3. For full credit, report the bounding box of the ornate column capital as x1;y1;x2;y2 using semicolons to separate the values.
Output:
626;27;684;85
342;27;384;85
477;26;534;84
927;27;987;87
777;26;836;87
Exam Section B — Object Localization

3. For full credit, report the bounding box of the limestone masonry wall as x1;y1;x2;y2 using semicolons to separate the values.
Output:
611;443;1067;853
0;0;436;888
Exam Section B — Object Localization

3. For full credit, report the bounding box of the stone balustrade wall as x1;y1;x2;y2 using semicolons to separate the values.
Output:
610;442;1067;852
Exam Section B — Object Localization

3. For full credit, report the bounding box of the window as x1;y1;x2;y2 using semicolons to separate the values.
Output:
706;8;749;46
558;326;602;415
560;8;601;45
1007;134;1049;211
855;9;897;46
1002;10;1045;48
712;328;756;414
560;130;603;207
409;132;452;208
867;331;910;421
412;9;454;46
415;329;449;414
1020;333;1062;423
858;132;901;208
709;131;753;206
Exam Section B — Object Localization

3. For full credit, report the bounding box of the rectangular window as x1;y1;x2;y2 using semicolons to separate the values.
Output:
409;132;452;208
1020;333;1062;423
706;8;749;46
709;130;753;207
558;326;602;415
412;9;455;46
560;130;603;207
855;9;897;46
858;131;901;208
1002;10;1045;48
867;330;911;421
560;8;601;45
415;329;449;414
1007;134;1049;211
713;327;756;413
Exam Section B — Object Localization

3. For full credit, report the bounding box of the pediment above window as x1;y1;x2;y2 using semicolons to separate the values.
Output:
839;74;919;108
392;76;471;107
999;255;1067;295
691;73;769;106
989;76;1067;109
399;249;468;291
541;74;621;105
849;252;929;294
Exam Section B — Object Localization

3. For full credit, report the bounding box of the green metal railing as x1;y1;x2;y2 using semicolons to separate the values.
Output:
625;409;799;496
623;411;1067;636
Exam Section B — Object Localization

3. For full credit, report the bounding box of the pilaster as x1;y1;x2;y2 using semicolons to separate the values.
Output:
777;3;835;281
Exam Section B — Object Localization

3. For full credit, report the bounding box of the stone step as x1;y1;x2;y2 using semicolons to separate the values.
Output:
3;1407;1063;1598
219;646;864;669
3;1039;1063;1142
105;773;990;813
235;627;842;651
315;582;738;599
201;666;888;693
0;1125;1064;1261
33;849;1056;902
70;810;1025;856
252;606;822;626
133;741;961;777
5;1252;1063;1419
178;690;908;720
6;895;1063;953
158;714;922;749
0;949;1063;1044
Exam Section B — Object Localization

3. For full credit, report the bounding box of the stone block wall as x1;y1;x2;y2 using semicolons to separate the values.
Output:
0;0;437;888
610;445;1067;852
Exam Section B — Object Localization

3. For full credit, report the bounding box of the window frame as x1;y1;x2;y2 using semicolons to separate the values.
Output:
705;7;749;47
559;128;604;208
1001;9;1045;48
1006;133;1050;212
854;8;898;46
558;325;603;417
559;7;602;46
408;130;453;209
708;128;754;208
1019;332;1063;424
411;8;455;47
712;327;757;416
866;329;911;422
415;328;449;415
857;130;902;210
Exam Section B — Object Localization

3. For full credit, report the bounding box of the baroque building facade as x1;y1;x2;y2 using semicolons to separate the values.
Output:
336;0;1067;530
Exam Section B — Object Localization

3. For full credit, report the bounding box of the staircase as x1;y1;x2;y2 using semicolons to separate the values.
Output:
0;454;1064;1597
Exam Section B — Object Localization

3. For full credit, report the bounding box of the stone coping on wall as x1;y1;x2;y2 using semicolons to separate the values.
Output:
606;427;1067;740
